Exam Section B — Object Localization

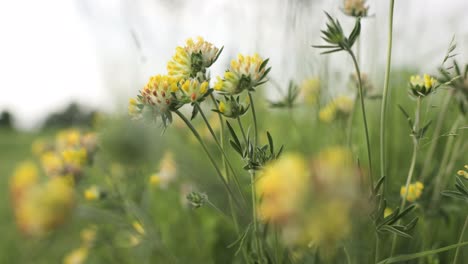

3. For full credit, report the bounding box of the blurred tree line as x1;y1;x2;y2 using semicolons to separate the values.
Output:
0;102;98;131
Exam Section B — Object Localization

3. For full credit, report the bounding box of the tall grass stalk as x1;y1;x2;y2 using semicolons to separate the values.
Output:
380;0;396;196
453;216;468;264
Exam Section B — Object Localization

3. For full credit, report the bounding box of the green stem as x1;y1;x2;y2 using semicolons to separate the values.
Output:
348;50;374;192
237;116;248;145
380;0;395;197
375;232;380;263
174;110;240;209
248;91;264;262
390;96;421;256
453;216;468;264
195;103;248;206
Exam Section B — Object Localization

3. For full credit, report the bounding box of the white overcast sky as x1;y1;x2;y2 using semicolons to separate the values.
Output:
0;0;467;130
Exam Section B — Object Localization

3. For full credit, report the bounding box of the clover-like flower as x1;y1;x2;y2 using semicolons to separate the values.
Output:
400;181;424;202
180;78;210;103
457;165;468;179
130;75;183;126
319;95;354;123
214;53;270;94
409;74;437;97
167;37;222;81
213;96;249;119
343;0;369;17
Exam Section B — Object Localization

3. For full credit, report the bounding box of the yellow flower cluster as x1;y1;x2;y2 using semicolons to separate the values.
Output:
409;74;437;97
215;54;269;94
38;129;96;179
10;129;98;237
84;185;101;201
129;37;219;122
343;0;369;17
319;95;354;123
256;147;359;250
63;226;97;264
400;181;424;202
457;165;468;179
167;36;220;81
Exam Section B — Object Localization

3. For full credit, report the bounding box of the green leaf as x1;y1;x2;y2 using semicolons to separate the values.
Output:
348;17;361;47
397;104;414;129
267;131;274;155
226;121;241;150
379;225;412;238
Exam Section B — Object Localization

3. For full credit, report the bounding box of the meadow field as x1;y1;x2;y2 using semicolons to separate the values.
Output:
1;1;467;263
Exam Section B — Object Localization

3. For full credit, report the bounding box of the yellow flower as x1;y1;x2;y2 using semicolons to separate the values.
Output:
319;103;336;123
10;161;39;200
149;173;161;186
300;78;320;105
62;148;87;168
132;221;145;235
137;75;180;117
180;78;209;102
167;36;220;81
256;154;309;224
214;53;269;94
410;74;437;96
63;247;88;264
84;185;100;201
319;96;354;123
56;129;81;150
80;226;97;247
128;98;141;118
343;0;369;17
218;101;226;113
16;177;75;236
41;151;63;176
456;164;468;179
400;181;424;202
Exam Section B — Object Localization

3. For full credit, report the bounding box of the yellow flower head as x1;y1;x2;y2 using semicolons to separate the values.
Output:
149;174;161;186
343;0;369;17
319;103;336;123
56;129;81;150
41;151;63;176
84;185;100;201
300;78;320;105
400;181;424;202
62;148;87;168
63;247;88;264
456;164;468;179
180;78;209;102
214;53;269;94
256;154;309;224
410;74;437;97
384;208;393;218
10;161;39;202
167;36;220;81
319;96;354;123
16;177;75;236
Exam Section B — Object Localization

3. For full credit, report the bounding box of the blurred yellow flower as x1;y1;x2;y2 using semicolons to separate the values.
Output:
149;173;161;186
41;151;63;176
56;129;81;150
80;226;97;247
256;154;309;224
319;96;354;123
63;247;88;264
84;185;100;201
400;181;424;202
215;53;268;94
10;161;39;201
16;177;75;236
167;36;220;81
133;221;145;235
300;78;320;105
343;0;369;17
457;165;468;179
